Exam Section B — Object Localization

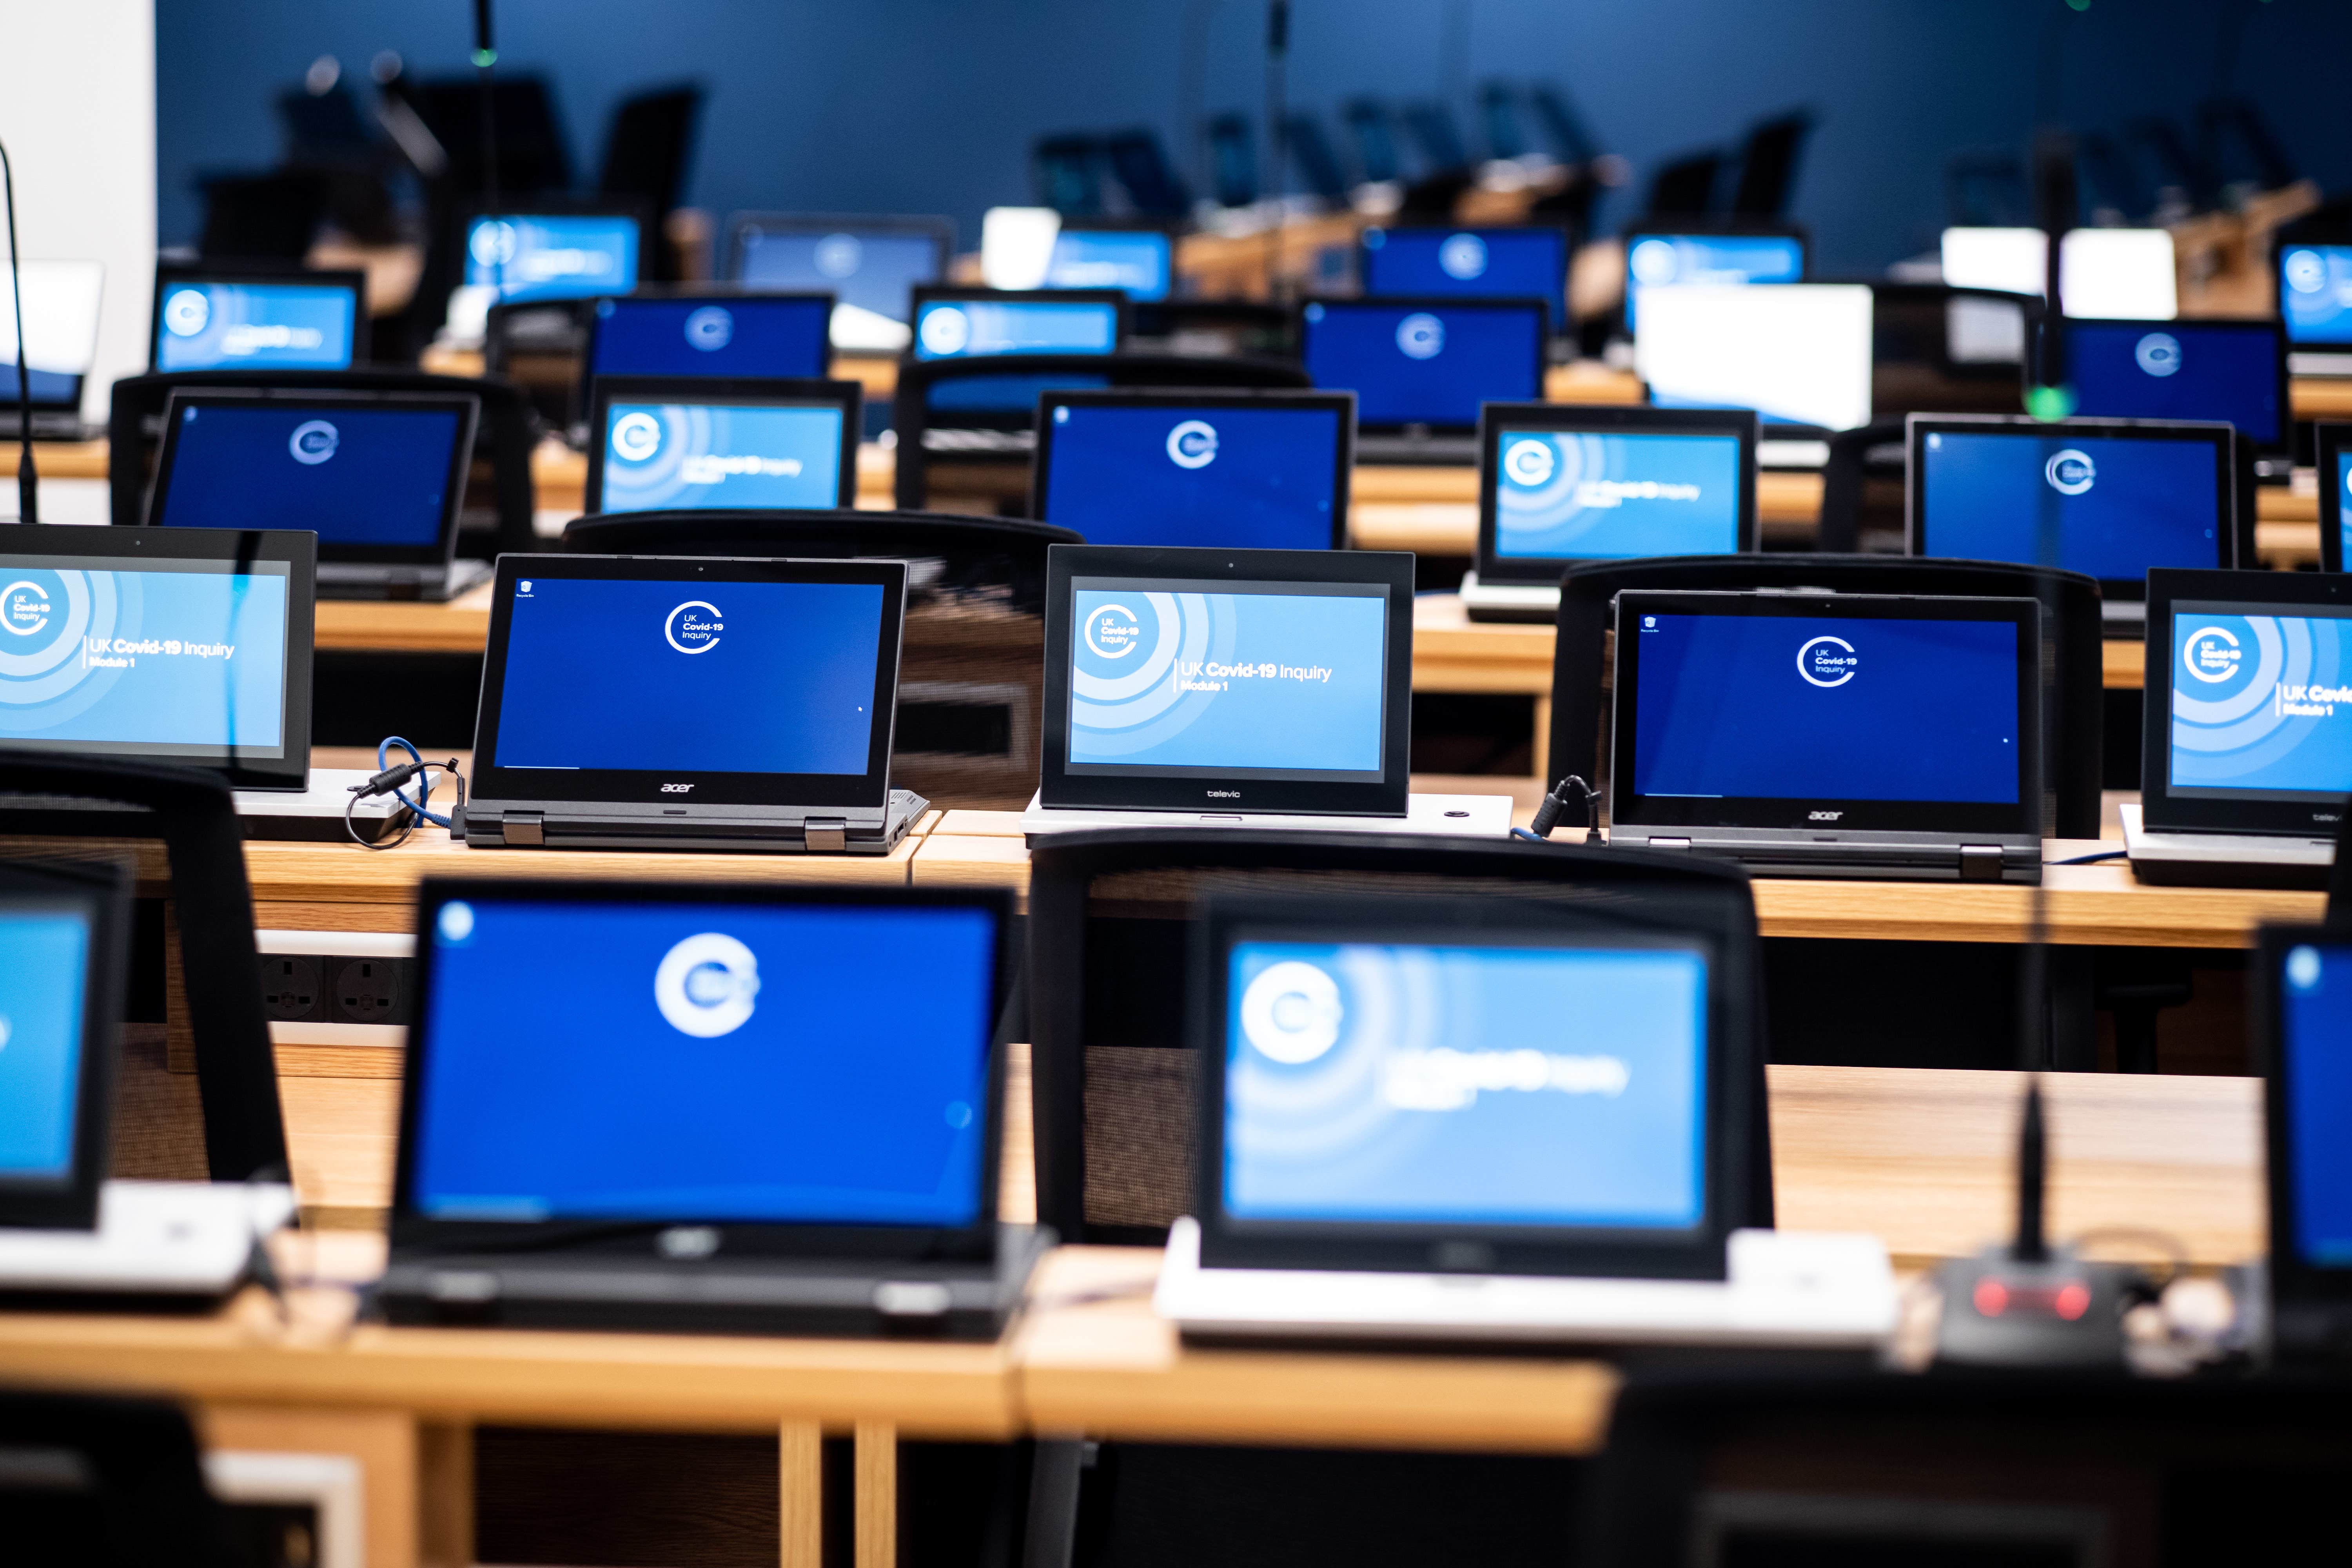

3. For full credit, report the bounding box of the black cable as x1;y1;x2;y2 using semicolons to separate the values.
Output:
1518;773;1600;844
1;136;37;524
2047;847;2127;865
347;737;465;849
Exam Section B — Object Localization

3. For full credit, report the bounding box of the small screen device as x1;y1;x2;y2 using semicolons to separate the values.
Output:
2061;318;2288;455
1622;230;1805;332
1298;296;1548;431
1633;283;1873;432
0;860;129;1230
1475;403;1758;583
2280;243;2352;347
150;266;364;373
726;213;953;329
583;376;861;514
2258;926;2352;1358
2321;424;2352;573
584;292;833;384
909;287;1126;361
1361;226;1569;328
1043;227;1173;300
463;212;643;304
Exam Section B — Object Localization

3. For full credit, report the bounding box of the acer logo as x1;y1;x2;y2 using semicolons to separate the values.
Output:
1808;810;1843;822
661;783;695;794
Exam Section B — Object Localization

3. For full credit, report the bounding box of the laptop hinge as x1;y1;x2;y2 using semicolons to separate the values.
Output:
1644;837;1692;849
1958;844;2005;882
502;811;545;847
804;817;848;853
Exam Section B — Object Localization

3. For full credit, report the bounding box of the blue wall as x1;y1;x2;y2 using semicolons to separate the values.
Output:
156;0;2350;275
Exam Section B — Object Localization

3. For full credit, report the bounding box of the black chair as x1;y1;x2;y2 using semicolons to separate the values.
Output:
192;171;331;264
1104;128;1192;219
1033;134;1109;216
1814;417;1910;554
1726;110;1815;220
1204;114;1258;209
1867;283;2043;423
597;84;704;281
1641;151;1725;219
1545;555;2105;841
0;1388;240;1566
1341;98;1403;186
562;508;1080;809
1282;113;1350;204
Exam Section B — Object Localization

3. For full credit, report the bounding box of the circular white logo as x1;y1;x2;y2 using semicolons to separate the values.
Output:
469;220;517;268
654;932;761;1038
1438;232;1488;280
2289;944;2324;992
1165;419;1218;470
1503;437;1556;486
2134;332;2182;377
2181;624;2242;684
814;232;863;279
1083;602;1143;658
665;599;723;654
2044;448;2095;496
288;419;339;465
1629;238;1679;287
2286;250;2327;294
918;305;971;357
437;901;475;944
1240;960;1344;1065
684;305;734;351
0;1014;9;1051
1396;312;1445;360
162;287;210;338
1796;634;1858;688
612;411;662;463
0;579;52;637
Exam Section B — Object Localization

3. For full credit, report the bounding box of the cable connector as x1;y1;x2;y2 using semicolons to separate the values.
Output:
348;737;466;849
1522;775;1600;842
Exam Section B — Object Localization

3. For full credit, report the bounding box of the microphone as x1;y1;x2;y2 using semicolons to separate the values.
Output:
0;135;36;524
473;0;496;65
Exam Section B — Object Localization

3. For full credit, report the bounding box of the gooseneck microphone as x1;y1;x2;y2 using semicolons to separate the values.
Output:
1;136;36;524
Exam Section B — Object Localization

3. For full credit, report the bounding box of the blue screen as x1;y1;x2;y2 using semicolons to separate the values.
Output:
465;215;640;303
1492;429;1744;561
1301;301;1543;428
156;402;462;548
1361;227;1567;323
1045;230;1172;300
2337;452;2352;570
1630;612;2022;803
492;574;881;774
913;299;1119;360
735;229;941;324
2168;609;2352;799
0;910;90;1180
154;281;356;372
412;897;994;1226
589;297;831;380
2280;940;2352;1265
1622;234;1804;331
2281;245;2352;345
0;563;288;756
1222;940;1706;1229
0;364;79;407
1067;582;1387;777
2065;322;2283;445
1043;404;1341;550
1917;429;2222;581
927;372;1111;416
597;401;844;512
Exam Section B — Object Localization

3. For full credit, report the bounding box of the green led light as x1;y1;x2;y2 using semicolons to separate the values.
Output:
471;47;497;67
2026;384;2079;422
2064;0;2090;11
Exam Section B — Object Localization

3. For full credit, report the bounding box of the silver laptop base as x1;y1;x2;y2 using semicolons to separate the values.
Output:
2121;803;2333;890
1022;790;1514;841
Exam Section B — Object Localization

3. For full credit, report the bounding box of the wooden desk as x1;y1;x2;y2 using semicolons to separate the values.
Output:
0;439;109;480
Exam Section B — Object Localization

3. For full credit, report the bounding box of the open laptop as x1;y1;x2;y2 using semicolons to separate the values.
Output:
379;879;1043;1337
1023;544;1510;837
1044;227;1173;300
583;376;862;514
1298;296;1548;466
581;292;834;414
726;212;953;352
147;389;488;601
2121;568;2352;889
461;553;924;853
151;265;364;373
2060;317;2291;480
2278;236;2352;377
0;260;104;439
1608;590;2044;882
1907;414;2238;636
1359;225;1570;332
1154;890;1895;1347
1461;403;1759;623
2323;425;2352;573
1633;283;1874;466
0;857;293;1309
908;288;1127;457
1621;227;1805;335
2259;925;2352;1361
1029;388;1353;550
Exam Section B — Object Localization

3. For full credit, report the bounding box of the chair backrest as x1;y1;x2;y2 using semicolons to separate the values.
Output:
0;1388;238;1566
1728;111;1815;219
0;754;287;1183
107;368;539;556
1026;828;1772;1246
1869;282;2042;418
1814;417;1910;554
561;508;1080;809
1545;554;2105;841
1644;152;1725;219
597;85;704;276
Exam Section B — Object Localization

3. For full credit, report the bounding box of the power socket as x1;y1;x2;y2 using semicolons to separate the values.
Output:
333;957;407;1025
256;931;414;1046
261;955;323;1021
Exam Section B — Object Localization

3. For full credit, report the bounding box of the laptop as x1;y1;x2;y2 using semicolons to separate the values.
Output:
1906;414;2238;635
0;857;294;1308
726;212;954;352
461;553;925;853
1940;226;2178;320
583;376;862;514
1633;283;1874;461
1298;296;1548;466
150;265;365;373
378;878;1044;1337
1359;225;1570;330
2259;925;2352;1361
2120;568;2352;889
1154;891;1896;1347
147;389;489;602
1608;590;2044;882
581;292;834;411
1461;403;1759;624
2322;425;2352;573
1621;227;1805;334
1023;544;1511;837
909;288;1127;457
1043;227;1173;300
2060;317;2292;480
2278;237;2352;376
1029;388;1353;550
0;260;104;439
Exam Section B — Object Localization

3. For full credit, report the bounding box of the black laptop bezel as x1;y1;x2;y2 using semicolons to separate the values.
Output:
470;552;906;811
391;877;1014;1262
0;524;315;789
1039;544;1413;815
907;286;1131;361
2318;423;2352;573
1296;294;1551;435
580;289;838;416
149;263;368;373
0;858;129;1230
1905;413;2239;602
1191;891;1738;1279
723;212;955;319
1029;387;1356;548
1609;589;2043;837
582;375;864;513
2140;567;2352;835
2254;923;2352;1323
1475;402;1760;584
147;388;481;570
2056;316;2293;458
1357;223;1572;325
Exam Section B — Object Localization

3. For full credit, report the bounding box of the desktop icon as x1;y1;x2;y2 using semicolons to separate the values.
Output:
653;932;761;1038
2135;332;2182;377
287;420;339;466
1396;312;1445;360
2043;448;2094;496
1165;419;1218;470
684;306;733;351
1439;233;1488;280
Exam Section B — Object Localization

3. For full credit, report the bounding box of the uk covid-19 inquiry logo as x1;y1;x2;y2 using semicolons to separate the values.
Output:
288;420;339;465
2135;332;2183;378
1503;437;1557;487
2044;448;2095;496
1165;419;1218;470
0;579;52;637
1396;312;1445;360
918;305;971;357
1438;232;1488;280
162;287;211;338
654;932;761;1038
1796;634;1858;688
684;306;734;351
2181;625;2243;684
612;411;663;463
1083;602;1143;659
665;599;723;654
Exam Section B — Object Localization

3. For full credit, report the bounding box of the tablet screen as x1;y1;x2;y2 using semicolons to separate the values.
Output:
1045;230;1171;300
596;399;846;512
736;229;940;324
1623;233;1802;331
1492;428;1744;561
2277;938;2352;1267
2167;603;2352;802
466;214;640;303
154;280;356;372
913;298;1119;360
1363;227;1567;325
2065;321;2283;446
0;906;93;1183
2281;244;2352;346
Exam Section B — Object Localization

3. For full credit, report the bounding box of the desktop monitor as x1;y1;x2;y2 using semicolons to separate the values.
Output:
1359;225;1569;327
0;860;129;1231
1298;296;1548;431
910;288;1126;360
1621;229;1804;332
2281;243;2352;347
1030;389;1353;550
1044;227;1173;301
584;292;833;385
1907;415;2236;600
2319;423;2352;573
463;212;643;304
726;212;954;337
1633;284;1875;432
1940;227;2179;320
2060;318;2288;454
0;260;104;412
583;376;861;514
0;524;315;789
149;267;364;373
1475;404;1759;584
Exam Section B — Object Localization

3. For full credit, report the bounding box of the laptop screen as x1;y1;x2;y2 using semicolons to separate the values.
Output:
1300;299;1544;429
1623;233;1803;332
1037;398;1346;550
589;296;831;381
2283;244;2352;345
734;226;943;325
1634;285;1874;432
1490;423;1747;564
2275;938;2352;1270
409;893;996;1227
2338;448;2352;569
2063;321;2284;447
0;904;93;1185
1940;227;2179;320
593;396;849;512
2164;600;2352;804
152;397;470;551
1219;936;1707;1230
0;260;103;408
1913;424;2226;586
1045;229;1172;299
913;297;1120;360
465;214;640;303
1361;227;1568;324
154;278;357;372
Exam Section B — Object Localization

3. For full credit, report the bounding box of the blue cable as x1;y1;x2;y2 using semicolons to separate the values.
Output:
375;736;456;828
2046;848;2128;865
